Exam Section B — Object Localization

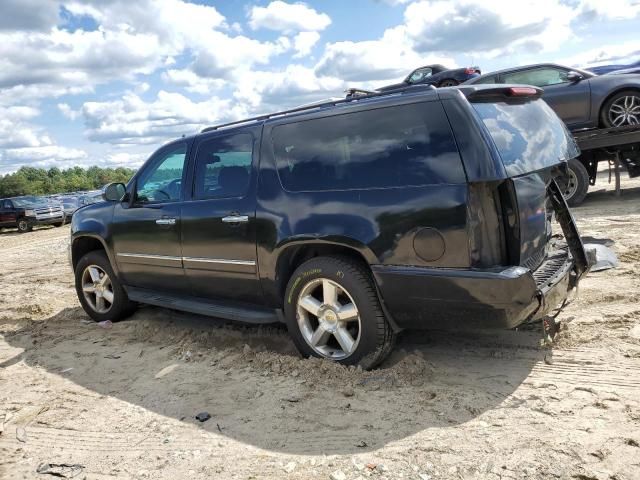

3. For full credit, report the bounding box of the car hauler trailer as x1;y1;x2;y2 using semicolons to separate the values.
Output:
562;124;640;206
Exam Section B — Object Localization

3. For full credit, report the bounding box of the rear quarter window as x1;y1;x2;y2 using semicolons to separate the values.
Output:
272;102;465;192
472;99;579;176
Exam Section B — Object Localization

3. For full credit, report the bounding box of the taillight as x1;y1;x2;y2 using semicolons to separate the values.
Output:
508;87;538;96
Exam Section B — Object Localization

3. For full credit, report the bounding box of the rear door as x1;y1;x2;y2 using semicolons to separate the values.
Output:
501;67;591;126
470;94;581;269
180;128;262;304
110;141;189;293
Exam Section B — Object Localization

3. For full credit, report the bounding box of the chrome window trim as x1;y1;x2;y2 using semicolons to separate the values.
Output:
117;253;183;261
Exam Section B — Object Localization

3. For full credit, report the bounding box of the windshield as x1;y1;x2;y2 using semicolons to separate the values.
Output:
11;196;47;207
472;98;579;177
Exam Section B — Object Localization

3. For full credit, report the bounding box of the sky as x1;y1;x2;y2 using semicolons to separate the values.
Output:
0;0;639;175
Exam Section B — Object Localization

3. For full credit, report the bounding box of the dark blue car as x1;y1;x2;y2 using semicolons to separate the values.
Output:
378;64;481;91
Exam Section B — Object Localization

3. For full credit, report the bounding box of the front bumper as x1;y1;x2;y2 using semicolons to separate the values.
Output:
372;248;580;330
32;213;65;225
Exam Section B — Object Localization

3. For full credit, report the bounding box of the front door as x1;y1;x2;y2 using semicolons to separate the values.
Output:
501;66;591;127
111;141;189;293
180;129;262;304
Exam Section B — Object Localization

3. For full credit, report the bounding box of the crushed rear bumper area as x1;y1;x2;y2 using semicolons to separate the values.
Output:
373;243;577;330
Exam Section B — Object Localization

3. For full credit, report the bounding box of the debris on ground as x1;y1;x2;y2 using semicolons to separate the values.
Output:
36;463;84;478
195;412;211;422
16;427;27;442
97;320;112;329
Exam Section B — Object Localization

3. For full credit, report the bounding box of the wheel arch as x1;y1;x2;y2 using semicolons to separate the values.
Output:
71;234;117;274
271;239;403;332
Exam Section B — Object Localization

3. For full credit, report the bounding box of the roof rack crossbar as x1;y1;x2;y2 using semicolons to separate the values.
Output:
200;84;436;133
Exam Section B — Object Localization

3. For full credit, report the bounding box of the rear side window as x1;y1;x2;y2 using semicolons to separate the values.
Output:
193;133;253;199
272;102;465;192
472;99;579;176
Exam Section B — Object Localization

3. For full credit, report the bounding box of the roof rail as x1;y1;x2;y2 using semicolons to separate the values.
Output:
200;84;437;133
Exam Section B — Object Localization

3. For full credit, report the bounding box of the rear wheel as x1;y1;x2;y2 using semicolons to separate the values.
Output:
75;250;136;322
17;219;33;233
558;158;589;207
439;79;459;87
283;256;395;369
600;90;640;128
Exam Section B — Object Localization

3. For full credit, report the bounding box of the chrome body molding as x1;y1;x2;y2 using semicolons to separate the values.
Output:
116;252;255;269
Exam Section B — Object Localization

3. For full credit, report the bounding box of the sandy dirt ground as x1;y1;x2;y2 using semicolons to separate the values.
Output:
1;175;640;480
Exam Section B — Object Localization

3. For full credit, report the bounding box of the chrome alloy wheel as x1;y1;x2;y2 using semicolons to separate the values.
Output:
609;95;640;127
81;264;114;314
559;167;579;200
296;278;361;360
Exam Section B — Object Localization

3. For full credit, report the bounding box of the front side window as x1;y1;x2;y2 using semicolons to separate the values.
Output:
273;102;465;192
408;68;432;83
193;133;253;199
135;143;187;203
502;68;570;87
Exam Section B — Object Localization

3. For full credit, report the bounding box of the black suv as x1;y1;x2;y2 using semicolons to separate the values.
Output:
70;85;589;368
1;196;66;232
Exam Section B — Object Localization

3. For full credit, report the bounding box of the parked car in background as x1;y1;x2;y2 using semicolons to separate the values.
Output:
56;196;81;221
465;63;640;128
378;64;481;91
70;84;589;369
78;190;104;207
587;60;640;76
0;196;65;232
607;66;640;75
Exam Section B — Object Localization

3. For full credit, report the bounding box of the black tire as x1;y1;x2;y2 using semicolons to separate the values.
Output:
559;159;589;207
439;79;459;87
17;218;33;233
600;89;640;128
283;256;395;370
75;250;136;322
55;216;66;227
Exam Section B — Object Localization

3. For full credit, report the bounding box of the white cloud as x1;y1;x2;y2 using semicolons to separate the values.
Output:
0;145;88;174
58;103;81;121
80;91;237;145
293;31;321;58
0;0;59;31
248;1;331;33
559;41;640;68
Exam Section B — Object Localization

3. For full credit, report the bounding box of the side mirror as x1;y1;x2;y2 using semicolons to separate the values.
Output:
103;182;126;202
566;71;583;82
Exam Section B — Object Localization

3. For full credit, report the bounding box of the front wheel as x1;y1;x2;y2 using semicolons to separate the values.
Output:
17;219;33;233
75;250;136;322
283;256;395;370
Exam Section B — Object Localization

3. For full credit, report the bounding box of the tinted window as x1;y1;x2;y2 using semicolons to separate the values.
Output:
193;133;253;199
408;68;432;83
473;75;499;84
273;102;465;192
472;99;579;176
502;68;569;87
136;143;187;203
2;200;12;209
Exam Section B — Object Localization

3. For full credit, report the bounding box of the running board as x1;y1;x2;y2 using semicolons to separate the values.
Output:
125;286;280;324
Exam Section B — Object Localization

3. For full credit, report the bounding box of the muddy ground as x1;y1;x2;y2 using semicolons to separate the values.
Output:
1;175;640;480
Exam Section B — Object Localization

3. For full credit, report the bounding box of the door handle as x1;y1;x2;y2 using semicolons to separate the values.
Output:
156;218;176;225
222;215;249;224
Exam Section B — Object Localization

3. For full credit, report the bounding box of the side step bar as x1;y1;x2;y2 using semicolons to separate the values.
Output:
125;286;281;324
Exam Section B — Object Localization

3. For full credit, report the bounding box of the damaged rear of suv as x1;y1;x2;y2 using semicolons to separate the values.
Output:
71;84;589;369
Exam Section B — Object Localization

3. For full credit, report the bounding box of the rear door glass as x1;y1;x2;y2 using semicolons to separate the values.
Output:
272;102;465;191
472;98;579;176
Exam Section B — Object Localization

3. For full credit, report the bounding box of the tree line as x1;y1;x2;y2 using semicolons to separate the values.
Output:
0;166;136;197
